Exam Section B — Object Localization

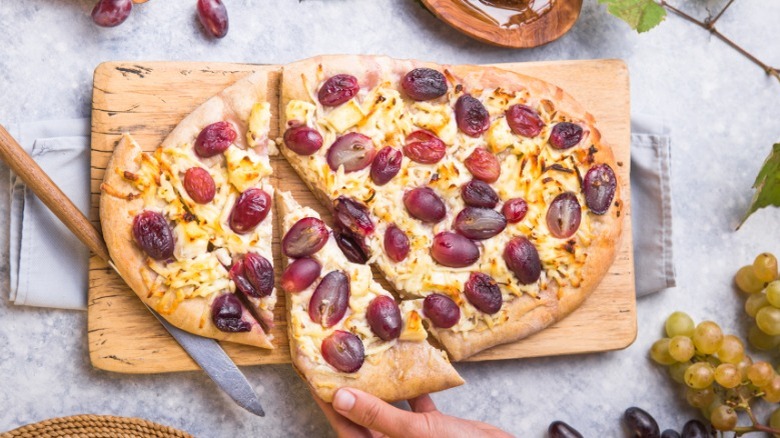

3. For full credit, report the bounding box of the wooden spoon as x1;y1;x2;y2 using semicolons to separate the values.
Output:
422;0;583;48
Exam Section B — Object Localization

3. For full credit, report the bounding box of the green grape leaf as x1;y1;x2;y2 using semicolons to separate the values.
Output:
599;0;667;33
739;143;780;229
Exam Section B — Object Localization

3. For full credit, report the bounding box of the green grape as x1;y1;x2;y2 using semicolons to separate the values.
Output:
669;336;695;362
650;338;676;365
767;281;780;307
716;335;745;364
714;363;741;388
763;375;780;403
754;253;778;283
701;399;722;421
693;321;724;354
736;356;753;380
685;362;715;389
710;405;738;431
748;324;779;351
685;386;716;408
745;292;770;318
756;307;780;335
748;361;775;387
769;407;780;430
665;311;695;337
736;265;765;293
669;361;691;383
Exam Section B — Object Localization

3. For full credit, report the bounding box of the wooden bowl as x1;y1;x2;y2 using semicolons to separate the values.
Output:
421;0;583;48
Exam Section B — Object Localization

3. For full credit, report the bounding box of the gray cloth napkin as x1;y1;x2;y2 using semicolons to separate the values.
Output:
6;116;675;310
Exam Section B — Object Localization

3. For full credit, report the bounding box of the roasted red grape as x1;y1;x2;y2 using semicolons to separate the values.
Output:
318;74;359;107
194;121;236;157
403;130;446;164
322;330;364;373
548;421;583;438
333;230;368;264
281;257;321;293
384;225;410;262
401;68;448;101
506;104;544;138
243;253;274;297
309;271;350;327
229;260;253;297
334;196;374;238
229;188;271;234
453;207;506;240
503;237;541;284
549;122;583;150
366;296;402;341
455;95;489;137
423;293;460;328
211;294;250;332
464;272;502;314
183;167;216;204
132;211;174;260
91;0;132;27
283;125;323;156
370;146;403;185
327;133;376;172
403;187;446;223
461;179;499;208
464;147;500;183
546;192;581;239
282;217;329;258
431;232;479;268
502;198;528;223
197;0;229;38
583;163;617;215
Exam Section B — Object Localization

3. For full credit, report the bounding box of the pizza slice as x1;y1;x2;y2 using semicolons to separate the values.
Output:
279;55;622;360
100;69;278;348
276;190;463;402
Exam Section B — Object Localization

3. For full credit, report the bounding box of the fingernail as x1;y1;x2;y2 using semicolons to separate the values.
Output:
333;389;356;412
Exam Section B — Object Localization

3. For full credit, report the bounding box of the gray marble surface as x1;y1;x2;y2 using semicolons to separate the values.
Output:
1;0;780;436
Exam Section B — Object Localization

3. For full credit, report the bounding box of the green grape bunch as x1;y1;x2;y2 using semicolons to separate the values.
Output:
736;253;780;351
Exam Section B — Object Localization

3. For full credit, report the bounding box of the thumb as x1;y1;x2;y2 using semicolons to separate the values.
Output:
332;388;434;437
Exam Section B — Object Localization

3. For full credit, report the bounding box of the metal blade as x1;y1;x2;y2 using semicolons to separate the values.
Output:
146;305;265;417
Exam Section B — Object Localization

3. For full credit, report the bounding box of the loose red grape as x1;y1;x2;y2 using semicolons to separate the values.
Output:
502;198;528;223
548;421;584;438
334;196;374;238
546;192;581;239
322;330;364;373
506;104;544;138
211;294;250;332
318;74;359;107
384;224;410;262
229;188;271;234
327;133;376;173
91;0;132;27
401;68;448;101
366;296;402;341
431;232;479;268
194;121;236;157
464;147;500;183
370;146;403;185
455;94;489;137
623;407;660;438
132;211;174;260
309;271;350;327
549;122;583;150
197;0;229;38
403;187;446;223
583;164;617;215
464;272;502;314
333;230;368;264
281;257;321;293
282;217;329;258
183;167;216;204
453;207;507;240
503;237;541;284
461;179;499;208
403;130;446;164
283;125;323;156
423;293;460;329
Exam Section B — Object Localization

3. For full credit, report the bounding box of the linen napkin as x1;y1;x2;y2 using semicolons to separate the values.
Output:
5;116;675;310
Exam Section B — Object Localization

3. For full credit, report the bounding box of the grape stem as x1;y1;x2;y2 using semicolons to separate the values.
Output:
657;0;780;84
731;404;780;436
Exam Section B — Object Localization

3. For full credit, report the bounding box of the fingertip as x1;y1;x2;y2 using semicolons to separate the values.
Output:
333;388;357;412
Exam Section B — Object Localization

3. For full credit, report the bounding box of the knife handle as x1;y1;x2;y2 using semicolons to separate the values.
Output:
0;124;110;262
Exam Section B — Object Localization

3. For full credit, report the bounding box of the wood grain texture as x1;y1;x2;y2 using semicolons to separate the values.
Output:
89;59;635;374
422;0;582;48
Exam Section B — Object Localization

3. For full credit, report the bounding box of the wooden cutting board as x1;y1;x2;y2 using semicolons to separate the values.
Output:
88;59;635;374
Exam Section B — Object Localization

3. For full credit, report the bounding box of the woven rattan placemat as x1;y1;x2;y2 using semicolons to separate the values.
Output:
1;414;193;438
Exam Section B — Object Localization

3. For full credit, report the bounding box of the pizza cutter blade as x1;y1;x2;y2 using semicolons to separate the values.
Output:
0;125;265;417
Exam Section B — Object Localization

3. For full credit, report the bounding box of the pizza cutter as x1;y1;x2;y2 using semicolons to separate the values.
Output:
0;124;265;417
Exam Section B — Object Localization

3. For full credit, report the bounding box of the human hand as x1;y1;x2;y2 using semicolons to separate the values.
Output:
313;387;514;438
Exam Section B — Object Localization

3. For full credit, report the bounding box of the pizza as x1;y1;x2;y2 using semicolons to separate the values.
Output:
279;55;623;361
277;191;463;402
100;68;278;348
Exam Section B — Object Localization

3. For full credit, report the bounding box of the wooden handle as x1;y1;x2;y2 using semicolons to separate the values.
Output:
0;124;111;262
